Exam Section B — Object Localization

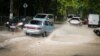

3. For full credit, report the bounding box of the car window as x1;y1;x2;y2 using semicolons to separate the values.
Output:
44;21;53;26
72;18;79;21
35;15;46;18
44;21;49;26
30;20;42;25
48;15;54;19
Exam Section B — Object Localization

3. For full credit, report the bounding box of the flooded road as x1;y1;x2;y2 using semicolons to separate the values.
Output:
0;23;100;56
48;23;99;44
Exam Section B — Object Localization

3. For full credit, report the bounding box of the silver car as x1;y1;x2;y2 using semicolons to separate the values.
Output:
23;19;54;37
33;13;54;23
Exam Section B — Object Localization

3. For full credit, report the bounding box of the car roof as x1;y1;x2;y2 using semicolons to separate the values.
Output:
36;13;54;15
32;18;48;22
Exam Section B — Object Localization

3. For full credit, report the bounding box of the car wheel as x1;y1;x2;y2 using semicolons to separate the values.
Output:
88;25;90;27
96;31;100;36
25;33;29;35
94;30;97;33
42;32;48;37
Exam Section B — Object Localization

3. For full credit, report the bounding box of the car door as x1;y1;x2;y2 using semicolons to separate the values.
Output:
44;21;54;33
48;15;54;23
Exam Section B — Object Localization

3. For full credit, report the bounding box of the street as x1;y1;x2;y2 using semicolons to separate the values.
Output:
0;22;100;56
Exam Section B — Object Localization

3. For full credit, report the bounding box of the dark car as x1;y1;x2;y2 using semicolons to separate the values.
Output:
82;19;88;25
94;28;100;36
5;17;25;30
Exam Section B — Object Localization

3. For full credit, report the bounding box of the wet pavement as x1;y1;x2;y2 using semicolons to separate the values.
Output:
0;22;100;56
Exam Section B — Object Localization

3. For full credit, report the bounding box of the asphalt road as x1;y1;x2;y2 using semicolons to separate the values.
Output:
0;23;100;56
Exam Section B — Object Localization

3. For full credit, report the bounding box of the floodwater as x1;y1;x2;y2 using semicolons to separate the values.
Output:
0;23;100;56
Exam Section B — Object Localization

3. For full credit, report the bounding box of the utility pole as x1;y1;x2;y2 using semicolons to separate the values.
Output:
9;0;13;19
23;3;28;17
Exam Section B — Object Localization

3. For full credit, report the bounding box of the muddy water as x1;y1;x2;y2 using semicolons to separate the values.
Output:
48;23;99;44
0;36;10;42
0;23;100;56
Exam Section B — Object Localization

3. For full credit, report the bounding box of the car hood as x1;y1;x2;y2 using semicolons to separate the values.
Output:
70;20;80;24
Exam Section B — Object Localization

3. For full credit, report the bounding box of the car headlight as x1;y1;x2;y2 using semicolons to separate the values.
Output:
17;22;23;26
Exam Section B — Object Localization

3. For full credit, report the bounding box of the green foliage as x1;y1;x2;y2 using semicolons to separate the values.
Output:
57;0;100;19
1;0;100;18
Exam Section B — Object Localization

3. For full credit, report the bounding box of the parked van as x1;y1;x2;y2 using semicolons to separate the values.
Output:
88;14;100;27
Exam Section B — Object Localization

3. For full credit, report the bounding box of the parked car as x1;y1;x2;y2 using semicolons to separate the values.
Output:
23;19;54;37
33;13;55;23
82;18;88;25
5;17;30;30
94;28;100;36
69;17;82;25
5;19;17;31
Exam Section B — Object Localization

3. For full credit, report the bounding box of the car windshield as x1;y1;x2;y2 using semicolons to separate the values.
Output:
30;20;42;25
72;18;79;21
35;15;46;18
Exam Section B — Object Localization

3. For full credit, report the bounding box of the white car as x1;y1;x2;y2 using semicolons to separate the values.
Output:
69;17;82;25
23;19;54;37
